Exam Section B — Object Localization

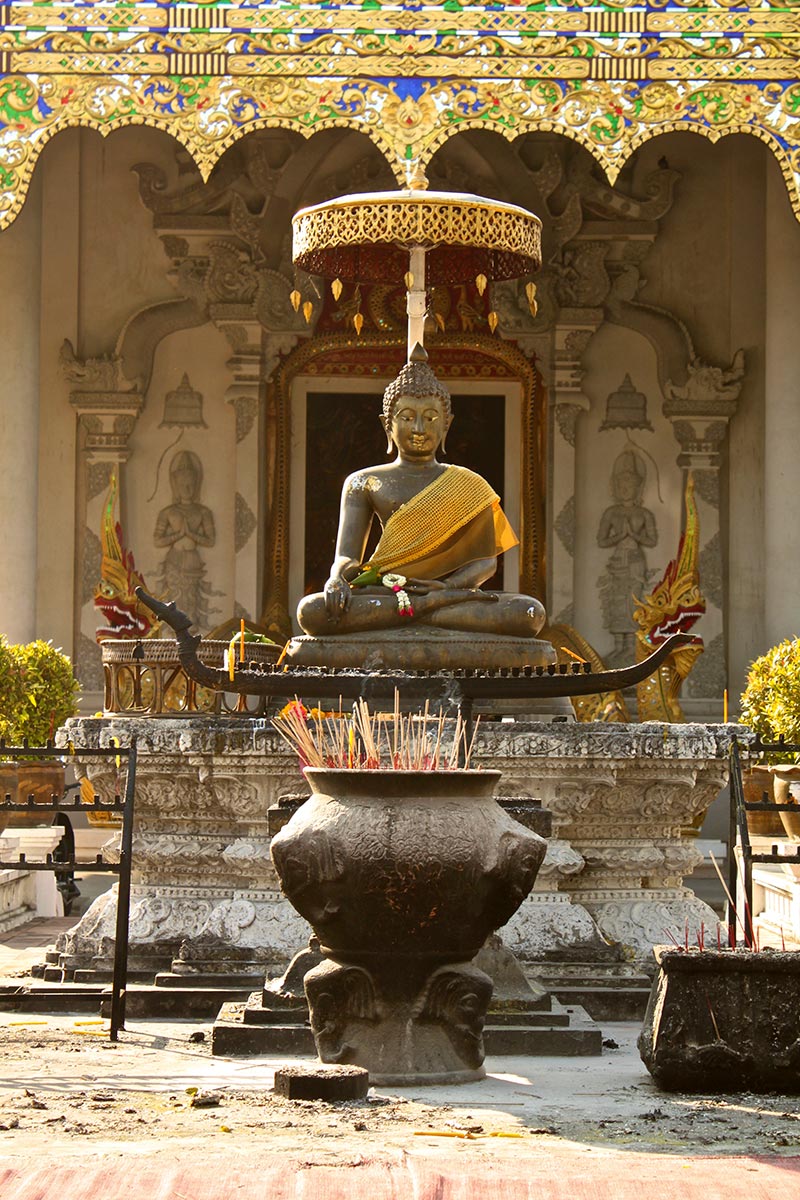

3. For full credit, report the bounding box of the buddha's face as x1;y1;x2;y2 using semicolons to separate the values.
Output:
614;470;640;504
390;393;451;460
172;468;198;503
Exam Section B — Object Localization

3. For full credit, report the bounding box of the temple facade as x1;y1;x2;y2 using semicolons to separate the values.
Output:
1;2;799;718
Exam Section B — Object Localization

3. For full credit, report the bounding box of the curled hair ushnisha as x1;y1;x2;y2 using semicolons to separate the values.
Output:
382;343;451;431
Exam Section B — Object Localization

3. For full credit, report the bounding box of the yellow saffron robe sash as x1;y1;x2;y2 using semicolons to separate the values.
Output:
355;465;518;584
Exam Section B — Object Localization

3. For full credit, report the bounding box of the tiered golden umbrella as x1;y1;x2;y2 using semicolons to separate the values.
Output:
292;187;542;354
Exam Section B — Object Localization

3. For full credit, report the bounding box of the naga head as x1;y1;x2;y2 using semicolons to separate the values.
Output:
633;473;705;686
94;474;157;641
633;474;705;647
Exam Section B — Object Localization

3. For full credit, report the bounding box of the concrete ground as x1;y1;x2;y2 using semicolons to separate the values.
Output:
1;914;799;1198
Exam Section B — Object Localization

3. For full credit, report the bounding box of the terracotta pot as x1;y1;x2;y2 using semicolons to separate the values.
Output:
0;761;65;833
771;765;800;841
639;949;800;1093
270;768;546;1084
742;766;784;838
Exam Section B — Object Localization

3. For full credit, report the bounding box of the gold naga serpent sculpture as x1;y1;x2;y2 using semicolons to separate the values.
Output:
134;585;695;710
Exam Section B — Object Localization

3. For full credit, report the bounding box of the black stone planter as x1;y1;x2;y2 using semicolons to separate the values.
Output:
270;768;546;1085
638;949;800;1093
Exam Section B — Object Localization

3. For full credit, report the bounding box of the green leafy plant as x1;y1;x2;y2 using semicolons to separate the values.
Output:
740;638;800;747
0;639;80;747
0;636;26;744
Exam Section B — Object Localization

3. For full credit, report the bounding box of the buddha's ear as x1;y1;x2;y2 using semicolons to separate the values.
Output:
440;413;453;456
384;420;394;454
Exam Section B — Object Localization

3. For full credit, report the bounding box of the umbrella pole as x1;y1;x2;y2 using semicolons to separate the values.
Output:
406;245;427;357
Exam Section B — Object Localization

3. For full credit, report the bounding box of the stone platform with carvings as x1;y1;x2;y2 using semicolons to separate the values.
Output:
42;715;733;1020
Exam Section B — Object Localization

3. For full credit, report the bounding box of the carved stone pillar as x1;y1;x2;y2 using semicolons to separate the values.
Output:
204;244;307;633
213;316;264;624
562;760;725;953
499;766;615;963
664;357;744;705
764;166;800;648
549;311;602;626
66;360;143;699
0;178;41;642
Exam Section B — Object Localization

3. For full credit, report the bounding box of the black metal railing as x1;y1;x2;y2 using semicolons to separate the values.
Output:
728;735;800;946
0;739;137;1040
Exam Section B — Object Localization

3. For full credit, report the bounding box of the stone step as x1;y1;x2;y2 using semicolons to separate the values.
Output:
155;971;263;990
213;1016;314;1057
246;1005;309;1026
99;984;252;1020
73;968;153;985
486;1007;570;1028
553;985;652;1022
484;1004;601;1056
211;997;601;1059
0;983;107;1013
528;962;652;985
525;962;654;1021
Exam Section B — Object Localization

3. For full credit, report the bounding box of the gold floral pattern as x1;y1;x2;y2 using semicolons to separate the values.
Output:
0;2;799;228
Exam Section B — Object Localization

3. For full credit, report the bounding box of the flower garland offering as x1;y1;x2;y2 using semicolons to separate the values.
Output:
272;692;480;772
382;573;414;618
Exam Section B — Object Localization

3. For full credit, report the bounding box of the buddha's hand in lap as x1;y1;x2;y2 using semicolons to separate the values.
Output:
324;575;354;620
404;578;446;594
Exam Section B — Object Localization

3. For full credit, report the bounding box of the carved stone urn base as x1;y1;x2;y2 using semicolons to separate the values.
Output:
305;956;492;1085
270;768;546;1083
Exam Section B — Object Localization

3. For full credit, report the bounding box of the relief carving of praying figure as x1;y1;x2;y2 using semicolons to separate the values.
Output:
297;346;547;640
154;449;219;630
596;448;658;666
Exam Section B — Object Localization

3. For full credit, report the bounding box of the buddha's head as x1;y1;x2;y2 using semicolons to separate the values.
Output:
169;449;203;503
382;344;452;457
612;448;646;505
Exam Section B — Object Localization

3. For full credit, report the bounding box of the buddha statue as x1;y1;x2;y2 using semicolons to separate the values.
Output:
287;346;556;671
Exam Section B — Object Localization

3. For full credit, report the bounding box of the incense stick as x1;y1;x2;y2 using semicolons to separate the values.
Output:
272;692;482;773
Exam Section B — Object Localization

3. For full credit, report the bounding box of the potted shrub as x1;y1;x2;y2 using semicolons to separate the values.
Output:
740;638;800;839
0;638;81;814
0;636;26;802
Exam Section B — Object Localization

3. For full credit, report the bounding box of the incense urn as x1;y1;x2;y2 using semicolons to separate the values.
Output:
270;768;546;1084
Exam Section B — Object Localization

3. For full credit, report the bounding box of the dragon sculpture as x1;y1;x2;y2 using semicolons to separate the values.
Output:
633;473;705;722
547;473;704;723
94;474;159;641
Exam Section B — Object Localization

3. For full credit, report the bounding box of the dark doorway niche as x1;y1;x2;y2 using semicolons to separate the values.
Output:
303;391;506;595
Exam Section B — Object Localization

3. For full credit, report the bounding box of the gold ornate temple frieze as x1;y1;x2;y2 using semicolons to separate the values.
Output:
1;2;800;230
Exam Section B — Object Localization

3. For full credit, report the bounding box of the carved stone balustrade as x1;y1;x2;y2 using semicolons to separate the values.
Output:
482;722;732;959
52;717;734;983
56;716;310;980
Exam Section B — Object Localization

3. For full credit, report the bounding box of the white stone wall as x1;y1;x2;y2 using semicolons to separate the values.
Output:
127;324;238;627
573;323;683;660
